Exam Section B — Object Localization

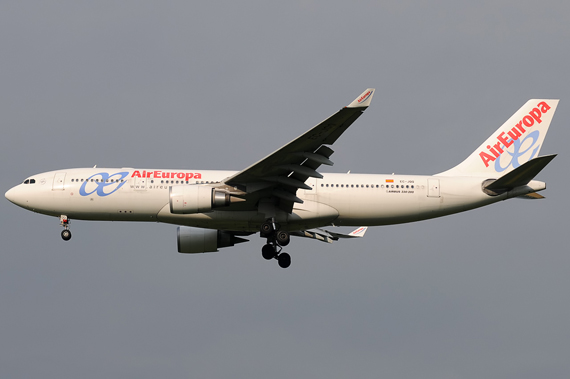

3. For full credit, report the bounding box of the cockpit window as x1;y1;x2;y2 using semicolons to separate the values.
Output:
30;179;35;184
23;179;36;184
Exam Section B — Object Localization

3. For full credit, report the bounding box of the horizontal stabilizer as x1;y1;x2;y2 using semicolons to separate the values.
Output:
517;192;545;200
485;154;556;192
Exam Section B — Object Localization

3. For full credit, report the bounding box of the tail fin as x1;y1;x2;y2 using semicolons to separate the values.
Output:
437;99;559;177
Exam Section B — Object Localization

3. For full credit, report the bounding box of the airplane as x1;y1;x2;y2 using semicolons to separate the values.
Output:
5;89;559;268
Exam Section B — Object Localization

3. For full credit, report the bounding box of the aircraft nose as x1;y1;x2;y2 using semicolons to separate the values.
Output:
5;187;16;203
5;186;24;207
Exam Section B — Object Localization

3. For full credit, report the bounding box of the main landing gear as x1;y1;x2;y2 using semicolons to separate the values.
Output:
260;219;291;268
60;215;72;241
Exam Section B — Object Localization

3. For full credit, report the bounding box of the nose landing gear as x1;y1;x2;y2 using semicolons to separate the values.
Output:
60;215;71;241
260;219;291;268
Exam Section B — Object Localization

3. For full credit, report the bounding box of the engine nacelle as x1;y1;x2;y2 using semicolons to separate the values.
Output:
170;185;231;214
177;226;247;254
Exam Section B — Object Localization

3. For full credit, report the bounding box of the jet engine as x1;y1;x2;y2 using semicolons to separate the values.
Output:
177;226;248;253
170;185;231;214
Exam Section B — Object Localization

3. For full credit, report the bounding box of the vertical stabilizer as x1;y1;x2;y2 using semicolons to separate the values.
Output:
437;99;559;177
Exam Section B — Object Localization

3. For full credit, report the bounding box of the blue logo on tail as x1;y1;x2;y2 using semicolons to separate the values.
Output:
495;131;540;173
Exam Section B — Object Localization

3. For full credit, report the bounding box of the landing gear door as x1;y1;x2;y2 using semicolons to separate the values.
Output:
52;172;66;190
427;179;440;198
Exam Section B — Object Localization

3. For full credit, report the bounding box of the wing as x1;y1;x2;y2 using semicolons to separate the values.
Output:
223;88;375;213
291;226;368;243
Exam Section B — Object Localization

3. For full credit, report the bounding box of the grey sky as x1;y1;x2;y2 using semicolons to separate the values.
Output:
1;1;569;378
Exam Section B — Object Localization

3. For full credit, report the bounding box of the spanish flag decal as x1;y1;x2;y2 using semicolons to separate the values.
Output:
385;179;394;183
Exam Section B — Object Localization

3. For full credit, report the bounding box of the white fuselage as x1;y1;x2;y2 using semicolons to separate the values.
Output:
6;167;535;232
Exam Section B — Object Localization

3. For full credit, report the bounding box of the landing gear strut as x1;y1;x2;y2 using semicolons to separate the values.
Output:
260;219;291;268
60;215;71;241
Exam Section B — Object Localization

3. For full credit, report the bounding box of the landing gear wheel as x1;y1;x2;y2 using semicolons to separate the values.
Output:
276;231;290;246
260;221;274;235
61;229;72;241
277;252;291;268
262;244;276;260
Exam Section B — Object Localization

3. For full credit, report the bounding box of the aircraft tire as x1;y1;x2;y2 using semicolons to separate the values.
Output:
276;230;290;246
262;244;276;260
260;221;274;235
61;229;72;241
277;252;291;268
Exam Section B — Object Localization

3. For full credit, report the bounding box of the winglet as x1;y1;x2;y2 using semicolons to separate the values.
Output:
327;226;368;239
347;226;368;237
346;88;375;108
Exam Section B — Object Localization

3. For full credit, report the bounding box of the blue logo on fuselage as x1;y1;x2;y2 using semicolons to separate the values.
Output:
79;172;129;197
